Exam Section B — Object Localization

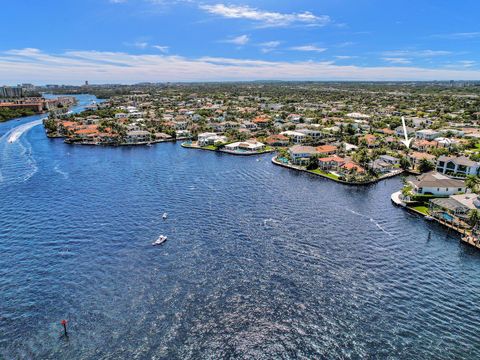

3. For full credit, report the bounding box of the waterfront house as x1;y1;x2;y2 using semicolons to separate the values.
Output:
368;159;393;173
436;155;480;177
340;161;366;174
126;130;151;144
318;156;346;170
224;140;265;152
406;171;466;196
379;155;400;166
407;151;436;171
429;193;480;221
288;145;318;165
155;132;172;140
198;132;228;146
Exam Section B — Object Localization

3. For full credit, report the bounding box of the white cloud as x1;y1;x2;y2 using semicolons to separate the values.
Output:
124;41;150;49
432;32;480;39
199;4;330;27
290;45;327;53
152;45;169;53
223;35;250;46
335;55;357;60
382;57;411;65
109;0;127;3
1;48;480;84
258;41;280;53
383;49;451;58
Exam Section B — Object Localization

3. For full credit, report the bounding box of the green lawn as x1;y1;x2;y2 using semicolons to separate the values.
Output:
410;205;429;215
201;145;217;150
309;169;340;180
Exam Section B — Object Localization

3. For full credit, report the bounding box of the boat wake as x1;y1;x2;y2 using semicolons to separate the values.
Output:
6;119;44;144
0;119;44;184
54;164;69;179
346;208;393;237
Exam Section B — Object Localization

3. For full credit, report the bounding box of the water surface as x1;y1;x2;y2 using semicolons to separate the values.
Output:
1;96;480;359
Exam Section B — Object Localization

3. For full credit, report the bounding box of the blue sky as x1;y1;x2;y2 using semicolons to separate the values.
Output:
1;0;480;84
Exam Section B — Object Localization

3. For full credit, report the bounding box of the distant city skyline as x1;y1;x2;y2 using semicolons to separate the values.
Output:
1;0;480;83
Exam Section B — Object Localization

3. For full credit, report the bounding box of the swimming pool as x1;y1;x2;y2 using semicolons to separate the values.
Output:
442;212;454;222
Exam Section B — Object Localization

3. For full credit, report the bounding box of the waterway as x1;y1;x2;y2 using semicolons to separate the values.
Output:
1;95;480;359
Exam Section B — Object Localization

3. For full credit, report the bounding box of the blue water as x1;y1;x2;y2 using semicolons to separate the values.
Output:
1;95;480;359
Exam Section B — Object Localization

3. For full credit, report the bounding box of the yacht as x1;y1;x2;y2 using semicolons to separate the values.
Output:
162;212;168;220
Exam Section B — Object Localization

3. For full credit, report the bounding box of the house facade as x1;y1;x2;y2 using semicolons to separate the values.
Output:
436;155;480;176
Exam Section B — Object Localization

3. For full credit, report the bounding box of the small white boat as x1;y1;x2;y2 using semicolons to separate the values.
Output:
152;235;167;246
162;212;168;220
424;215;434;221
146;143;152;147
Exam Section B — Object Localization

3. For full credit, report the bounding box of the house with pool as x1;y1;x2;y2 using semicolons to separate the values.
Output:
429;193;480;223
223;140;266;154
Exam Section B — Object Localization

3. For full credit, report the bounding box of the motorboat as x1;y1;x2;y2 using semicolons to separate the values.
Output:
146;143;153;147
424;215;434;221
162;212;168;220
152;235;167;246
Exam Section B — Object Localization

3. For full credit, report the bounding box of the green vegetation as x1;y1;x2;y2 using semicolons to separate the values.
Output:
410;205;429;215
0;108;37;122
309;169;340;180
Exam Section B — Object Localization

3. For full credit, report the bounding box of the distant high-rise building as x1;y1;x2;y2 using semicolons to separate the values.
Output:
0;86;24;98
85;80;89;86
20;83;35;90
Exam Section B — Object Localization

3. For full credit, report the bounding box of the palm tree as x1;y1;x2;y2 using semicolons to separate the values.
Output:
465;175;480;194
468;209;480;227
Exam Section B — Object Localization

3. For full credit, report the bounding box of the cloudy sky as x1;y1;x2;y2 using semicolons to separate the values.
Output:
1;0;480;84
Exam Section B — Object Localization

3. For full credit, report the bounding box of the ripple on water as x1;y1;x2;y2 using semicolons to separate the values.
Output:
1;137;480;359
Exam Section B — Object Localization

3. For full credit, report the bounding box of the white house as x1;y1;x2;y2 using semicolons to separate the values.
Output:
280;131;307;144
115;112;128;119
436;155;480;176
197;132;227;146
288;145;318;165
126;130;151;144
379;155;400;165
224;140;265;152
297;128;323;141
415;129;441;140
407;172;466;196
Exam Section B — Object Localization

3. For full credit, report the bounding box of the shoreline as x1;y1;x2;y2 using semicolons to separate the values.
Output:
181;142;275;156
390;190;471;237
60;137;190;147
271;156;403;186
